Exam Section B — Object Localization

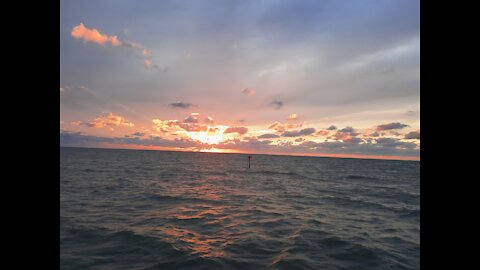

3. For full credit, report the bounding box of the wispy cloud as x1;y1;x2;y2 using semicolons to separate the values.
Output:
71;23;159;70
241;88;256;95
269;101;284;110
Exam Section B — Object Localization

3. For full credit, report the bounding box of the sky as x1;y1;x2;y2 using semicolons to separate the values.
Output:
60;0;420;161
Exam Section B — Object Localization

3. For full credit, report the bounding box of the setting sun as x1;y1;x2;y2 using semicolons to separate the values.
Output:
187;131;224;144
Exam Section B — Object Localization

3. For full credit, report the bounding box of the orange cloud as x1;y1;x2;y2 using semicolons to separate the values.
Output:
268;122;302;132
152;119;180;132
179;123;208;132
71;23;120;46
316;130;329;136
204;117;214;123
287;114;298;121
76;113;134;129
71;23;160;70
224;127;248;135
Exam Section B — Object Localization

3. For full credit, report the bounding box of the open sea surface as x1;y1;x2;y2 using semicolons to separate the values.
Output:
60;147;420;269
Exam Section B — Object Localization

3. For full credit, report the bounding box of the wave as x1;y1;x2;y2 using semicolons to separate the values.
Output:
61;225;220;270
344;174;381;181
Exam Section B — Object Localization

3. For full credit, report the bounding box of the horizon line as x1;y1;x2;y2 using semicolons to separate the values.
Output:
60;145;420;162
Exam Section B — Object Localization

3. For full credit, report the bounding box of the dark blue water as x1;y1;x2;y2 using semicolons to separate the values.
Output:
60;147;419;269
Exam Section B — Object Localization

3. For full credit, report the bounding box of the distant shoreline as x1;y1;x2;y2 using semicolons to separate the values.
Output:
60;145;420;162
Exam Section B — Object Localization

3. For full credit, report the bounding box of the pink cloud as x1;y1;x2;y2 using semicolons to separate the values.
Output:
71;23;160;70
75;113;134;129
71;23;120;46
224;127;248;135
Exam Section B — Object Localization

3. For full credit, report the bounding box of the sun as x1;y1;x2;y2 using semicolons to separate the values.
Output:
188;131;224;144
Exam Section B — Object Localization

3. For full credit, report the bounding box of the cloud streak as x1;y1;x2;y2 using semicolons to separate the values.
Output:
269;101;284;110
71;23;160;70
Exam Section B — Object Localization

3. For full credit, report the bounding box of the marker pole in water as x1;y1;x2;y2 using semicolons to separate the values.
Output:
248;155;252;168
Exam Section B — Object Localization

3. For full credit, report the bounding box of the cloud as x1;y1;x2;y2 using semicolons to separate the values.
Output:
287;114;298;121
377;122;409;131
224;127;248;135
152;119;180;132
282;128;316;137
258;133;280;139
183;115;199;123
71;23;120;46
60;130;202;149
204;117;214;123
241;88;256;95
169;101;194;109
405;131;420;140
268;122;302;132
332;126;360;141
405;110;419;117
178;123;208;132
338;127;356;133
269;101;284;110
327;125;337;130
71;23;160;70
389;131;401;136
76;113;134;129
132;132;145;137
316;130;329;136
60;128;419;159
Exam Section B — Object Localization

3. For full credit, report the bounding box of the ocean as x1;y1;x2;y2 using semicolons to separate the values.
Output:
60;147;420;269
